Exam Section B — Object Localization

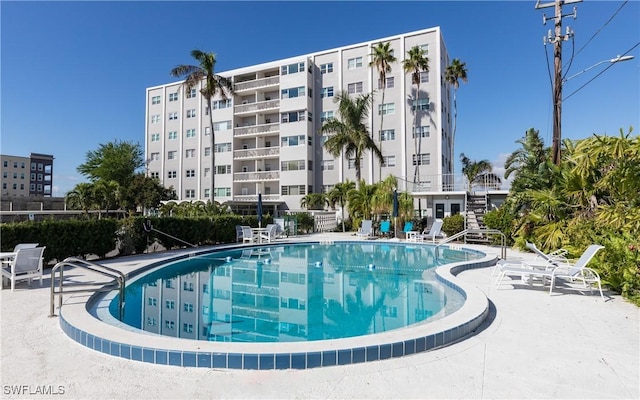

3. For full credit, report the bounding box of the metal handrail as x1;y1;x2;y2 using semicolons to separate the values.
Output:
49;257;126;320
435;228;507;259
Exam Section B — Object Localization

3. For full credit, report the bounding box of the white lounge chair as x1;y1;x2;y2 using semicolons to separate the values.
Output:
1;246;46;291
492;242;567;277
13;243;39;251
241;226;255;244
496;244;605;299
260;224;278;243
416;219;444;243
356;220;373;239
274;218;286;238
526;242;569;264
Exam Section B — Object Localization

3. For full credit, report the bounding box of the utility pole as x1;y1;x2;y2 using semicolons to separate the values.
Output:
536;0;581;165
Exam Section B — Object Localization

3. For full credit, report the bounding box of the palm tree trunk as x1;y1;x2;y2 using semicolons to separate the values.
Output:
378;87;385;183
207;96;216;202
413;83;421;185
341;200;346;233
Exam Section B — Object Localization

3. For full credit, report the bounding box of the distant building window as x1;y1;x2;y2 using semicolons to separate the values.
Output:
383;156;396;167
412;153;430;166
167;170;177;178
347;81;363;94
151;133;160;142
321;160;334;171
169;93;179;102
378;76;395;89
212;121;232;131
378;103;395;115
167;151;176;160
214;143;232;152
150;152;159;160
281;110;306;123
150;172;159;179
215;165;231;174
412;126;430;138
151;114;160;123
281;86;305;99
168;131;178;140
151;96;161;105
214;187;231;197
320;111;334;123
281;135;305;147
347;57;363;69
186;88;197;98
281;62;305;75
185;149;196;158
320;63;333;74
185;169;195;178
381;129;395;141
320;87;334;98
185;189;195;198
186;128;196;138
186;109;196;118
212;99;232;109
281;185;305;195
168;112;178;120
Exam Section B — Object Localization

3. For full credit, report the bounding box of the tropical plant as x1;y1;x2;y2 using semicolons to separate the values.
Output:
327;180;356;232
442;214;465;237
170;50;234;202
459;153;501;191
444;58;468;146
369;41;396;182
371;175;397;217
300;193;328;210
320;91;383;188
402;46;429;185
65;182;96;217
93;179;120;219
347;180;377;221
77;140;144;189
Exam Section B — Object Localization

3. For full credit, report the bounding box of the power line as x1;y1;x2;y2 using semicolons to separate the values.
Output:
564;41;639;101
575;0;629;56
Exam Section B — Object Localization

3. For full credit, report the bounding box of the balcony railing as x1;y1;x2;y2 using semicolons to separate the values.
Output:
397;173;507;193
234;99;280;114
234;76;280;92
234;122;280;137
234;146;280;159
233;171;280;182
233;194;280;202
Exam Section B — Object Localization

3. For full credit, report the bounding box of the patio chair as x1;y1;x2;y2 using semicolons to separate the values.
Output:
260;224;278;243
241;226;255;244
379;220;391;237
496;244;605;299
525;242;569;265
402;221;415;240
493;242;568;277
356;220;373;239
1;246;46;291
417;219;444;243
274;218;286;238
235;225;244;243
13;243;39;251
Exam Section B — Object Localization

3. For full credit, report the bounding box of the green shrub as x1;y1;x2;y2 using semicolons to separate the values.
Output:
483;207;515;245
442;214;464;237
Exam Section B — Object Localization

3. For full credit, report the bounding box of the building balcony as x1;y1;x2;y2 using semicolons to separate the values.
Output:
233;194;280;202
234;99;280;115
234;122;280;137
233;171;280;182
234;76;280;92
234;146;280;160
397;173;507;193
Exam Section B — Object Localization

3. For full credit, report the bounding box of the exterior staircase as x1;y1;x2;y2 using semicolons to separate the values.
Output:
465;194;490;244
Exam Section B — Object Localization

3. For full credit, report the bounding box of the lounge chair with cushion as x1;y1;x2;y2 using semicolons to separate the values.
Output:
416;219;444;243
260;224;279;243
496;244;605;299
1;246;46;291
379;220;391;238
356;220;373;239
241;226;255;244
492;242;567;277
402;221;415;240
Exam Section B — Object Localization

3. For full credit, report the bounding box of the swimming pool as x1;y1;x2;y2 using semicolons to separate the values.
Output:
110;243;474;342
59;239;497;369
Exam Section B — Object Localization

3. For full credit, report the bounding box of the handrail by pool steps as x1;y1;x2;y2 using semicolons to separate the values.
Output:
436;229;507;259
49;257;126;320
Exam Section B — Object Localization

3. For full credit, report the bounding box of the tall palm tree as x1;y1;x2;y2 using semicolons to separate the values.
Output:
328;180;356;232
402;46;430;185
300;193;328;210
369;41;396;182
320;91;383;189
170;50;234;203
445;58;468;152
460;153;501;191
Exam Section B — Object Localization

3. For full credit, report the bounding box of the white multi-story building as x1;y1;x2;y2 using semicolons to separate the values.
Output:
145;27;455;216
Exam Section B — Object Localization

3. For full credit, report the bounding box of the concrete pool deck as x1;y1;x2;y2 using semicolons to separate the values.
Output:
1;233;638;399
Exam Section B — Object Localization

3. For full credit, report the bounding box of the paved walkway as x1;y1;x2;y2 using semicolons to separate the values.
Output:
1;235;638;399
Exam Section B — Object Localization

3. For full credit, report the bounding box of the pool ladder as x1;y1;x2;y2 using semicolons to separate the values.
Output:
48;257;126;320
435;228;507;259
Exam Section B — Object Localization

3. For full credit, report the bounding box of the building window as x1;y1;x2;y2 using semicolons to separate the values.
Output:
151;96;161;105
215;165;231;174
347;82;363;94
281;185;305;195
347;57;363;69
212;120;232;131
165;320;175;329
320;63;333;74
212;99;232;109
166;300;175;309
214;187;232;197
183;323;193;333
204;147;211;156
281;62;305;75
412;126;430;138
281;135;305;147
186;169;195;178
150;152;159;160
214;142;232;152
186;88;197;98
168;131;178;140
150;172;159;179
167;170;177;178
281;86;305;99
320;111;334;123
378;76;395;89
185;149;196;158
412;153;431;166
321;160;334;170
167;151;177;160
151;114;160;123
281;160;306;171
348;158;357;169
146;317;157;326
381;129;395;141
185;189;195;198
204;188;210;198
168;112;178;120
419;43;429;54
186;128;196;138
186;109;196;118
183;302;194;312
169;92;179;102
147;297;157;306
420;71;429;83
320;87;334;98
204;127;211;135
383;155;396;167
412;98;429;111
378;103;395;115
281;110;305;123
204;167;210;177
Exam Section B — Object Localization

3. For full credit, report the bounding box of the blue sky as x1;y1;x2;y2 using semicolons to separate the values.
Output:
2;1;638;196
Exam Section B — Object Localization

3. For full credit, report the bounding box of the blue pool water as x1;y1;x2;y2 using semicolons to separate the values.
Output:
110;242;481;343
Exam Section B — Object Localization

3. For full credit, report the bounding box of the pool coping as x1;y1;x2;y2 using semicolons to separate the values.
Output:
58;240;497;369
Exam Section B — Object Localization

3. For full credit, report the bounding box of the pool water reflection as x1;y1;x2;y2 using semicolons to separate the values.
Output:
111;243;479;343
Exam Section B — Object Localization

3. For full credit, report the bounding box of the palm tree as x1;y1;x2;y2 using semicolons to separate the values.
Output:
348;180;377;221
93;179;120;219
504;128;553;192
320;91;383;189
402;46;429;185
369;41;396;182
170;50;234;203
300;193;328;210
445;58;468;151
460;153;501;192
328;180;356;232
65;182;96;218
